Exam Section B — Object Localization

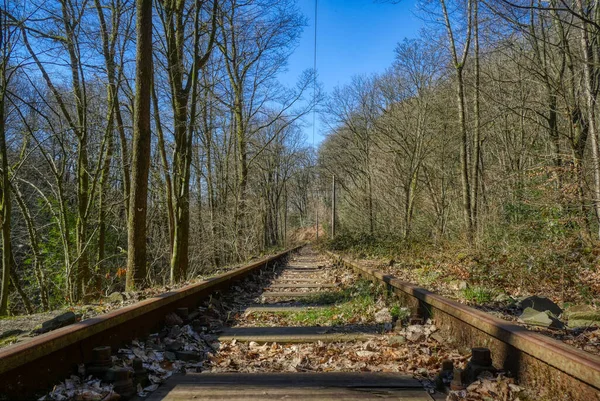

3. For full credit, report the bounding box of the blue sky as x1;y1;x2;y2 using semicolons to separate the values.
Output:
278;0;424;145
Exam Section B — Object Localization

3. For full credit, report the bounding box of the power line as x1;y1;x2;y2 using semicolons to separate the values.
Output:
313;0;319;240
312;0;318;147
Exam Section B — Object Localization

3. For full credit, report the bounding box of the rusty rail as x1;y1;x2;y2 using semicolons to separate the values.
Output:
0;246;302;400
326;251;600;401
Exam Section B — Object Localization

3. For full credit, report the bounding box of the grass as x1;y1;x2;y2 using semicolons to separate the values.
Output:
324;230;600;305
294;281;379;325
255;279;411;326
389;305;410;320
299;279;378;305
413;268;442;287
288;308;342;325
0;335;18;347
462;286;497;304
301;291;352;305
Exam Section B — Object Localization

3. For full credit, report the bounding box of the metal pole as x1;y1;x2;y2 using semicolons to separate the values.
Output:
316;206;319;241
331;174;336;239
284;181;287;247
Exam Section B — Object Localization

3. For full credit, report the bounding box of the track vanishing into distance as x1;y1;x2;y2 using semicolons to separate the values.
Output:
0;247;301;400
0;245;599;400
148;248;433;400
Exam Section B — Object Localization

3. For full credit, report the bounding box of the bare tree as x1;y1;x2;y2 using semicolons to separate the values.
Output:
0;0;15;315
155;0;217;283
126;0;153;291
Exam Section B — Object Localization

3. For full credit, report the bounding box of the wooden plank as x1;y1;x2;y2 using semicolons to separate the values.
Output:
285;263;322;266
261;291;331;298
161;372;423;386
147;372;430;401
275;278;322;282
218;326;379;343
149;386;431;400
278;272;321;276
244;305;329;313
266;284;336;289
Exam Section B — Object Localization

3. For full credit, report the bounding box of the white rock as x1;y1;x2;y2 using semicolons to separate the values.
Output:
356;350;377;358
374;308;393;323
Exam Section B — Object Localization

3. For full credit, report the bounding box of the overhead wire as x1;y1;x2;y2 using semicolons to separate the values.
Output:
313;0;319;239
312;0;318;147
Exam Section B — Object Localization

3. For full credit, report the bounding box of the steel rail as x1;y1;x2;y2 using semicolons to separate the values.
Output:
0;245;302;400
326;251;600;401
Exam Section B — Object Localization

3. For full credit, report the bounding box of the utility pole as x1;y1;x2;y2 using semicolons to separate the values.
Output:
316;206;319;241
283;181;287;247
331;174;336;239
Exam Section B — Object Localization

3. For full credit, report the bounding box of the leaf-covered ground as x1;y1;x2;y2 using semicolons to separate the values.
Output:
0;252;284;350
203;248;532;401
37;248;533;401
348;255;600;357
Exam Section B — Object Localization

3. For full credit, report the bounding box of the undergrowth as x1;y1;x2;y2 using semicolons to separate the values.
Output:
462;286;496;304
266;279;410;326
0;335;18;347
324;231;600;305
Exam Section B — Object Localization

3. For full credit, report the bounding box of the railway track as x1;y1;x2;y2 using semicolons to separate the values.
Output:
1;246;444;401
0;247;300;400
326;251;600;401
1;245;599;400
147;248;435;400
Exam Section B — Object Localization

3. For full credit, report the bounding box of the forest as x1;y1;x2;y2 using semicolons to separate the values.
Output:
320;0;600;302
0;0;319;315
2;0;600;316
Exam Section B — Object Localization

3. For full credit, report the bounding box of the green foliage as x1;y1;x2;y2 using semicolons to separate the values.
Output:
302;291;351;305
413;268;441;287
302;279;378;305
0;335;18;347
494;170;586;246
280;279;398;326
288;307;345;326
462;286;496;304
35;196;78;308
326;202;600;303
389;305;410;320
325;233;408;258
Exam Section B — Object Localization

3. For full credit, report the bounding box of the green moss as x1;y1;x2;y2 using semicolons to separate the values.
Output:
0;335;18;347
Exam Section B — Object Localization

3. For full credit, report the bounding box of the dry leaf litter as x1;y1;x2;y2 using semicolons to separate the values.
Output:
38;253;530;401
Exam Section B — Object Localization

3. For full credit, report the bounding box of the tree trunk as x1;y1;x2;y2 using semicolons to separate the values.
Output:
153;83;175;251
10;265;33;315
170;100;192;283
201;87;219;266
126;0;153;291
97;122;113;293
440;0;473;243
76;139;90;298
11;182;49;310
577;0;600;237
235;102;248;255
163;0;217;282
0;87;11;315
471;0;481;235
